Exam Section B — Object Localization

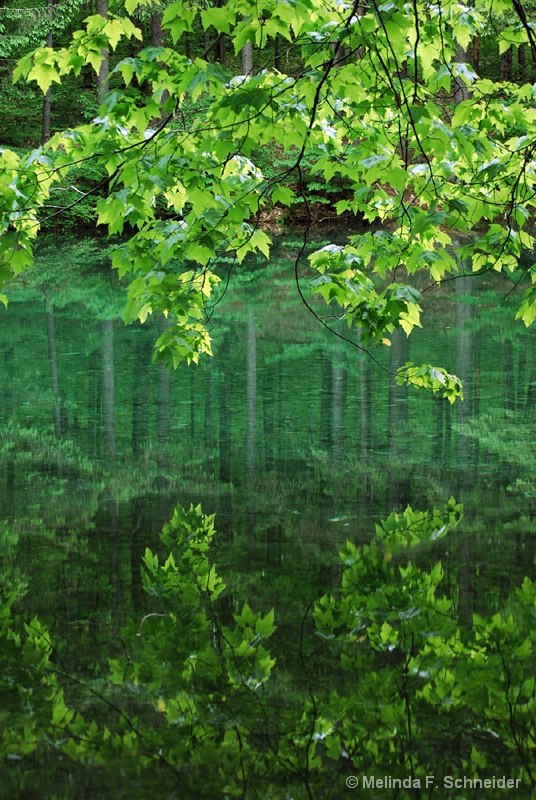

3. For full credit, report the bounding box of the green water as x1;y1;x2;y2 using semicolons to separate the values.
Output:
1;242;536;798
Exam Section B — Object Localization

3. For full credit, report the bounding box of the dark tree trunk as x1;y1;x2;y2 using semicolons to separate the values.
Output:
216;35;226;65
519;43;526;82
499;46;513;81
274;34;281;70
472;34;479;74
41;0;55;144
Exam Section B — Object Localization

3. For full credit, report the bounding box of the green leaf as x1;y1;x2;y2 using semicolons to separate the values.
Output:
255;609;276;639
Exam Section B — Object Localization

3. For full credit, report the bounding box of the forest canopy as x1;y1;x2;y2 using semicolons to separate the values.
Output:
2;0;536;397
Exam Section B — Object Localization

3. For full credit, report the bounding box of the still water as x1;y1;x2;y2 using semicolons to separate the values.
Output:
1;241;536;798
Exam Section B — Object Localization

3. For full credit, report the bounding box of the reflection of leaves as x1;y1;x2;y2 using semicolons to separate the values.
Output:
460;413;536;472
0;522;28;598
3;500;535;797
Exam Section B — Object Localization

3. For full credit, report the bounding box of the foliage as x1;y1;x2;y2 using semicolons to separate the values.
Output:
1;498;535;797
2;0;536;389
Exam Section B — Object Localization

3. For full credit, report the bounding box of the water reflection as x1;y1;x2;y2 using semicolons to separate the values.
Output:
2;265;536;595
1;250;536;796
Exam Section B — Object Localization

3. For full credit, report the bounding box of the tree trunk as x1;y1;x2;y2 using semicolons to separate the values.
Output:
151;8;169;115
453;42;470;104
519;43;526;82
472;34;479;75
41;0;55;144
332;41;345;65
499;46;513;81
216;35;226;65
42;92;52;146
96;0;109;101
274;34;281;70
242;40;253;75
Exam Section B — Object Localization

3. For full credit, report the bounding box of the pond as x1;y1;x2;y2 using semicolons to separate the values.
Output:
2;238;536;799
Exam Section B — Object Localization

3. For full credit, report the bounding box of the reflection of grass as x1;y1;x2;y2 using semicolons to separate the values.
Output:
459;412;536;473
8;237;125;318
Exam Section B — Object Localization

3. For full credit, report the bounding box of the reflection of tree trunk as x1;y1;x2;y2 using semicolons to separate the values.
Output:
263;359;275;472
219;335;232;484
157;317;171;450
387;329;410;509
502;339;515;413
358;354;372;515
320;349;332;450
88;349;101;457
246;311;256;536
433;378;453;472
266;523;282;566
101;319;116;467
45;297;62;440
156;321;171;512
130;495;148;612
205;358;215;457
433;393;445;466
518;333;527;413
332;347;346;464
276;344;284;474
132;333;151;457
524;335;536;416
109;489;122;625
454;276;474;631
190;365;196;444
5;457;15;518
2;348;14;515
360;355;372;453
455;277;473;477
